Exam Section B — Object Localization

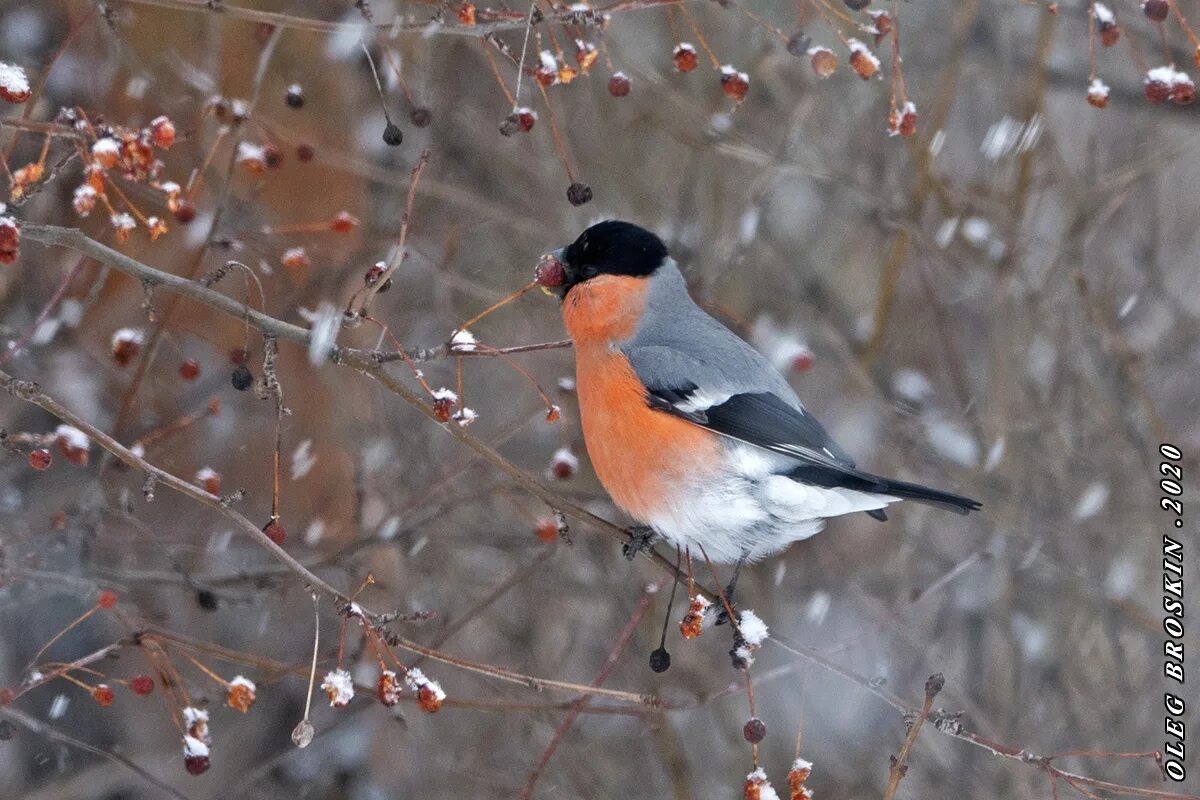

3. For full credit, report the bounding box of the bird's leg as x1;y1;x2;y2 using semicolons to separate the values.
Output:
715;554;747;626
622;525;657;561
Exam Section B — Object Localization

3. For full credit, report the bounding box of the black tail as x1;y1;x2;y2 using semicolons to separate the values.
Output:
786;464;981;516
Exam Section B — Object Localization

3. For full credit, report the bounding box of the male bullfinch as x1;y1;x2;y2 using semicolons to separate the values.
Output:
547;220;980;567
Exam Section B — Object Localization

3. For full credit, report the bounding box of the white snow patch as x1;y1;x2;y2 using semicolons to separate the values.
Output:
291;439;317;479
449;328;477;352
1072;482;1109;520
738;609;769;646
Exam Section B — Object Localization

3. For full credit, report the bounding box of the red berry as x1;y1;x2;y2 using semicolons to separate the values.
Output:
184;753;210;775
743;717;767;743
330;211;358;233
1099;22;1120;46
607;72;631;97
174;201;197;223
150;116;176;149
811;47;838;78
296;143;315;162
92;684;115;706
791;349;815;372
130;675;154;695
1143;0;1169;21
28;448;52;470
263;518;286;545
1145;77;1170;103
534;256;567;288
535;518;558;542
432;396;454;422
229;346;249;365
97;589;118;609
179;358;200;381
0;688;14;706
673;43;698;73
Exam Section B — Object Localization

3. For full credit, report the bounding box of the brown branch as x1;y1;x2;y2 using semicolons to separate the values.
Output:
882;673;942;800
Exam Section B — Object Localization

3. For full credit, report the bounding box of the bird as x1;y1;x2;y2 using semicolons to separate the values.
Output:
546;219;980;572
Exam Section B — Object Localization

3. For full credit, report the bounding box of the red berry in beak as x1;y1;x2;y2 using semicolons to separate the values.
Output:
535;255;567;288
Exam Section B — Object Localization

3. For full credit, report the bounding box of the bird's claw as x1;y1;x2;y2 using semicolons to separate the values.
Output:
622;526;656;561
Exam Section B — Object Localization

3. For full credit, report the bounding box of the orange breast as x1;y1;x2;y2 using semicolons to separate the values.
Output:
563;276;721;523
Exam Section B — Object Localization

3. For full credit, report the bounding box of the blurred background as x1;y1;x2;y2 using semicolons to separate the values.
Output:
1;0;1197;797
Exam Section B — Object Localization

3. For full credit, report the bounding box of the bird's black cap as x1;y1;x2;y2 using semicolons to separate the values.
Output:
560;220;668;290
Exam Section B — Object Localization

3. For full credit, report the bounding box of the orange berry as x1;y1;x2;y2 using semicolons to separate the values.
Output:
673;43;698;73
92;684;115;706
97;589;118;608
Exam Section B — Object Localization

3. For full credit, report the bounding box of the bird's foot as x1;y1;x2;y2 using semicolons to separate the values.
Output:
622;525;657;561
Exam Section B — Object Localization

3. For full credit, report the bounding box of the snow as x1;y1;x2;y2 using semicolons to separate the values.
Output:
552;447;578;470
738;610;769;646
303;301;340;365
72;184;97;216
1092;2;1115;24
0;62;30;96
738;206;760;244
539;49;557;71
449;328;478;352
745;769;780;800
432;387;458;402
290;439;316;480
159;180;181;195
91;137;119;159
282;246;307;265
183;706;209;727
1072;482;1109;520
1147;65;1193;88
892;368;933;403
229;675;255;692
934;217;959;249
925;417;979;467
1088;77;1110;99
111;327;144;347
847;38;880;69
791;757;814;775
405;668;446;700
806;45;833;57
453;407;478;426
110;212;135;232
196;467;219;483
55;424;89;450
236;141;266;164
981;114;1043;161
303;518;325;546
805;591;831;624
48;694;69;719
321;668;355;706
182;735;209;758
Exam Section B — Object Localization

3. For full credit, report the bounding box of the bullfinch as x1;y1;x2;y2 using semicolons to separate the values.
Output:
547;220;980;567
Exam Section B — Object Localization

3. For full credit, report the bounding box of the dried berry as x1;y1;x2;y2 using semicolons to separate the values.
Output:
28;448;51;471
130;675;155;696
285;84;304;108
848;40;880;80
550;447;578;479
111;328;144;367
263;518;286;545
281;247;309;271
499;114;520;137
1143;0;1169;22
810;47;837;78
179;358;201;381
231;364;254;391
56;425;89;465
608;72;631;97
457;2;476;25
296;143;315;162
196;467;221;495
534;65;557;87
566;182;593;206
786;32;812;58
229;346;249;365
0;216;20;264
649;647;671;673
377;670;401;706
673;43;698;73
226;676;256;712
0;63;31;104
1087;78;1110;109
1099;21;1120;46
410;107;432;127
382;121;403;146
516;107;537;132
743;717;767;743
679;595;711;639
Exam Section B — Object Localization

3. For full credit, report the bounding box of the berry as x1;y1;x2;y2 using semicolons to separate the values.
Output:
28;448;51;470
231;364;254;391
844;0;869;8
432;395;454;422
457;2;476;24
719;67;750;103
849;46;879;80
516;107;537;132
285;84;304;108
743;717;767;743
382;121;403;146
229;346;249;365
535;518;558;542
499;114;520;137
377;670;401;706
226;677;256;712
673;43;698;73
410;107;432;127
97;589;118;609
0;720;13;740
92;684;115;706
810;47;837;78
534;65;557;87
330;211;358;233
130;675;154;695
174;200;197;223
1099;21;1120;46
791;349;815;372
535;255;567;287
150;116;176;149
179;358;200;381
607;72;631;97
263;143;283;169
197;589;218;611
1143;0;1169;22
296;142;315;162
649;647;671;673
417;684;443;713
184;752;210;775
263;518;286;545
1145;76;1171;103
566;182;593;206
786;32;812;58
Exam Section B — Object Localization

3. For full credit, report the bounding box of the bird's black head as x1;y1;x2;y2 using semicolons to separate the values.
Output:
557;220;668;295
